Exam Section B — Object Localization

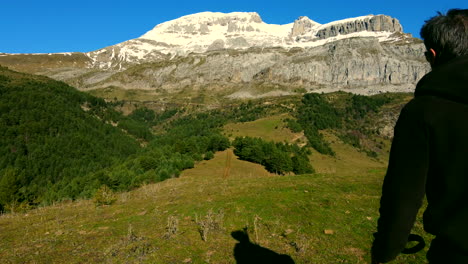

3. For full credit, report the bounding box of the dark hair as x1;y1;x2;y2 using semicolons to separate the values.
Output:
420;9;468;65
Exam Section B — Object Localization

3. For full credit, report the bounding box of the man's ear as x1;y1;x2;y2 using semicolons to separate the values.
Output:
426;48;437;66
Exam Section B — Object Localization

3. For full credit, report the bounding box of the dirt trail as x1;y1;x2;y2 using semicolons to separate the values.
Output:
223;150;232;178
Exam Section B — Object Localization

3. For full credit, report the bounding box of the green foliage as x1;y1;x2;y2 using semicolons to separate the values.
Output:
296;92;396;156
127;107;179;128
296;93;341;155
138;156;159;171
339;130;362;148
0;66;399;210
153;108;179;124
233;136;314;175
93;185;117;206
233;101;268;122
94;110;231;191
292;155;315;174
346;94;392;119
128;107;156;123
0;168;24;207
204;151;214;160
0;68;230;208
284;118;303;133
0;67;141;207
300;93;342;130
303;127;335;155
117;118;153;141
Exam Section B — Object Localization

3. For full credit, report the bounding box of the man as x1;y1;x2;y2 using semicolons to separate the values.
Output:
371;9;468;263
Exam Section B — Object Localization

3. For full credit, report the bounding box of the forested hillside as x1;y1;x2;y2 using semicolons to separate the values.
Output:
0;65;410;213
0;66;144;209
0;66;239;211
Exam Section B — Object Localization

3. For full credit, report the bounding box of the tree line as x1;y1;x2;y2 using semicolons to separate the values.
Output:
292;92;394;157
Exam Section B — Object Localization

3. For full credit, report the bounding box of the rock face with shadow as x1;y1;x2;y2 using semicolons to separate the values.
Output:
232;228;295;264
315;15;402;39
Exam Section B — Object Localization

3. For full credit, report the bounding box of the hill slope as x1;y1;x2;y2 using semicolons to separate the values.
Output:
0;148;431;263
0;65;432;263
0;66;143;208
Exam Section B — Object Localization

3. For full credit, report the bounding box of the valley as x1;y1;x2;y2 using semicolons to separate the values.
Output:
0;117;431;263
0;10;433;263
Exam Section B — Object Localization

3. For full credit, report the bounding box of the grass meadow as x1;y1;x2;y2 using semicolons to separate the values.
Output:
0;116;432;263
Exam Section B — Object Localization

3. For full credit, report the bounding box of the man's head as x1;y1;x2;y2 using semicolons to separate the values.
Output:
420;9;468;67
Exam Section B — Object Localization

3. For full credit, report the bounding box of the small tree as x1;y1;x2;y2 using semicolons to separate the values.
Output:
0;168;22;209
93;185;116;206
204;151;214;160
292;155;315;174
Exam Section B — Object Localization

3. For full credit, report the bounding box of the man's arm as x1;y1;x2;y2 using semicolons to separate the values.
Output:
372;100;429;263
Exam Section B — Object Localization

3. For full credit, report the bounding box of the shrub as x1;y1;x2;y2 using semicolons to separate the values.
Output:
285;118;303;133
204;151;215;160
233;136;314;175
164;216;179;239
93;185;117;206
195;209;224;242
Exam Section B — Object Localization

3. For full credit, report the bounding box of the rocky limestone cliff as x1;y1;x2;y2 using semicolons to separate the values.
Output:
315;15;403;39
80;12;410;70
61;37;429;100
0;12;429;101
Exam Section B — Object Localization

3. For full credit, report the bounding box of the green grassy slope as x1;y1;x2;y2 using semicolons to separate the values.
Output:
1;67;429;262
224;114;303;144
0;147;431;263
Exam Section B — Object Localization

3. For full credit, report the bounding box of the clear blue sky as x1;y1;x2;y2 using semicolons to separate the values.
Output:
1;0;466;53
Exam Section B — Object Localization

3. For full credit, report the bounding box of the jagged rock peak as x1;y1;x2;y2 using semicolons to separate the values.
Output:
290;16;320;37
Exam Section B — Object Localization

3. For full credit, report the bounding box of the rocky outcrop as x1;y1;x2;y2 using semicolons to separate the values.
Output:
290;17;319;38
266;38;426;88
315;15;403;39
74;37;429;98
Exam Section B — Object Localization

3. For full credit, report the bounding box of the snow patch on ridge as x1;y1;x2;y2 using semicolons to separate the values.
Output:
84;11;408;70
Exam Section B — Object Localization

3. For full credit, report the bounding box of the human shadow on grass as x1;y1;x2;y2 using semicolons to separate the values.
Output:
231;228;295;264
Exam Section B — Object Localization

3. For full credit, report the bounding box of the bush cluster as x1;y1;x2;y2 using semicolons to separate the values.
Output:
233;136;314;175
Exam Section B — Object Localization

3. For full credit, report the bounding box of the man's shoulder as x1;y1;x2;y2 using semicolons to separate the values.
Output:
397;96;441;125
402;96;432;113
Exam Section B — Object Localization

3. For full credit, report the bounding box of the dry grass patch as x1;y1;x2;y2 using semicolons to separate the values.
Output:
223;114;302;144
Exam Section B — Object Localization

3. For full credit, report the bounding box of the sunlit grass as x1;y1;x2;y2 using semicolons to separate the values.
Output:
0;141;431;263
223;114;305;144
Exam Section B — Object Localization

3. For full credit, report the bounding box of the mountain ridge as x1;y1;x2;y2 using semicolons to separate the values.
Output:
2;12;411;69
83;12;409;69
0;11;427;99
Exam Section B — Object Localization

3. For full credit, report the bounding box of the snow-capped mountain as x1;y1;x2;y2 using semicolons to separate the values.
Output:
84;12;408;70
0;11;428;99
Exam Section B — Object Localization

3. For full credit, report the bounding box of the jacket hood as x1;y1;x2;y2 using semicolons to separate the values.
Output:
415;55;468;105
